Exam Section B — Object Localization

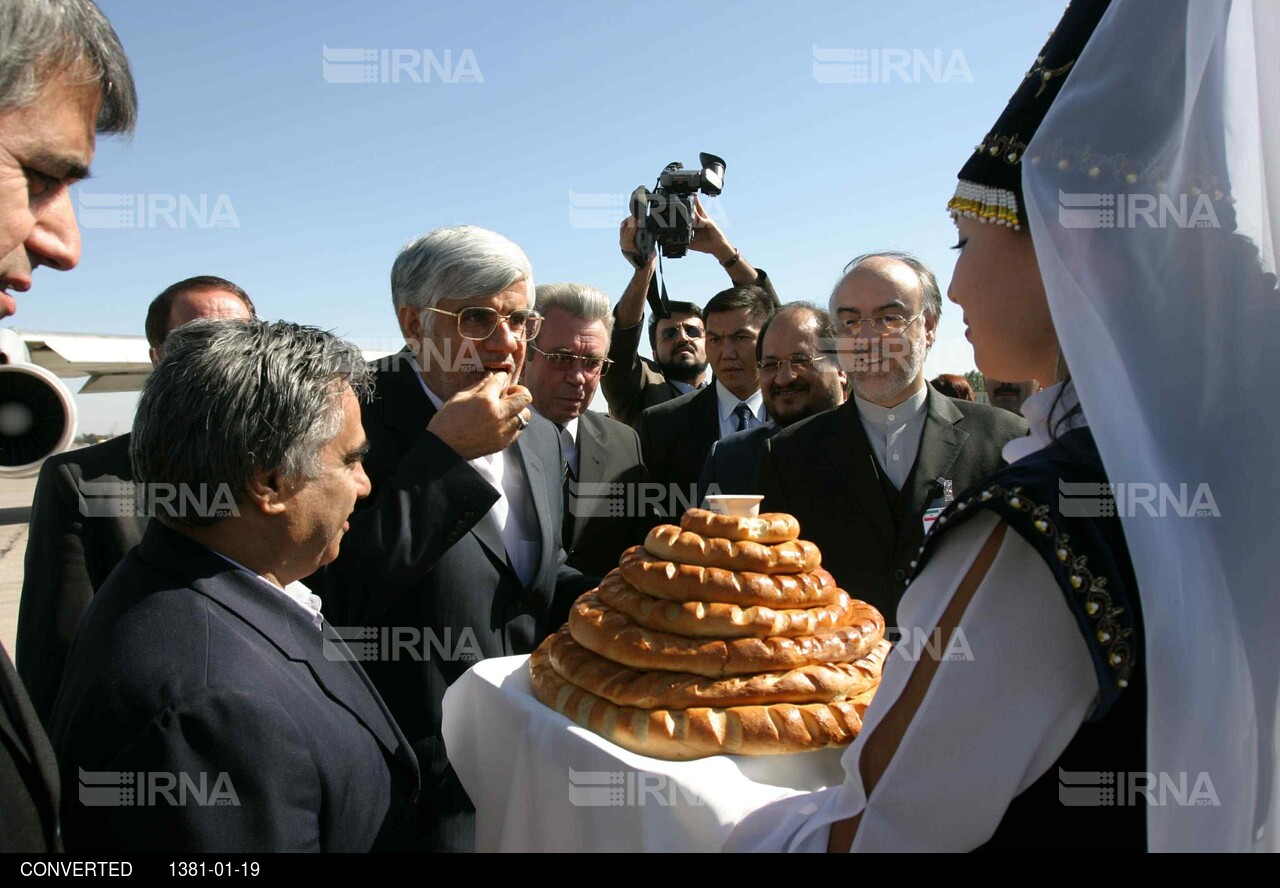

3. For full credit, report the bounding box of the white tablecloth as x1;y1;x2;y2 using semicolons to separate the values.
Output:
441;655;845;852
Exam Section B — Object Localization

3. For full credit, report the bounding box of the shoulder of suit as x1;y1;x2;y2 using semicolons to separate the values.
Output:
639;386;702;421
581;409;639;441
38;432;132;482
765;406;840;451
951;398;1032;434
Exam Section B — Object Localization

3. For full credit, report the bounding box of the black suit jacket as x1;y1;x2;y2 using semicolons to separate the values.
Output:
322;350;593;851
603;269;780;429
0;643;60;851
696;420;780;503
636;383;722;510
18;433;148;727
759;389;1028;622
50;522;419;852
564;410;649;577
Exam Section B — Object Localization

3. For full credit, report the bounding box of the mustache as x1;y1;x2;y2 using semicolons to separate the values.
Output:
994;384;1022;397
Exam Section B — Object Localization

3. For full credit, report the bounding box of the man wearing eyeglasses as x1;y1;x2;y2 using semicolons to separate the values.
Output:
322;226;594;851
523;282;649;576
757;252;1027;621
605;202;778;429
697;303;847;502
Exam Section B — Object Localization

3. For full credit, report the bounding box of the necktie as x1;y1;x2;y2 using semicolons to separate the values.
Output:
734;402;753;432
558;425;577;547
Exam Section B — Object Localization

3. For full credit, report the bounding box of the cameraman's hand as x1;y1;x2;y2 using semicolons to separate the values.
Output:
688;195;734;260
427;371;533;461
620;216;657;273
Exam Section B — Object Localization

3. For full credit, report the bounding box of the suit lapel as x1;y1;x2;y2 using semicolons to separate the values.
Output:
578;413;607;485
138;525;414;772
694;384;721;457
902;388;968;527
512;428;549;586
822;401;897;543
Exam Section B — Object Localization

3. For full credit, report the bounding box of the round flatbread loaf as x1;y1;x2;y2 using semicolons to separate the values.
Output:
594;572;857;638
618;549;841;608
644;525;821;574
530;642;877;760
679;508;801;543
547;626;889;709
568;592;884;678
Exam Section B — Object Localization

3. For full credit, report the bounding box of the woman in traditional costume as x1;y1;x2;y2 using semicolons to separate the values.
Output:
727;0;1279;852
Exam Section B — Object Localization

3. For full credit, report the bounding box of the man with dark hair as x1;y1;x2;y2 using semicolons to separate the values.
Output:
143;275;256;363
17;275;254;726
759;252;1027;620
698;302;847;500
51;319;419;852
638;284;774;499
604;201;778;428
0;0;137;852
984;375;1039;416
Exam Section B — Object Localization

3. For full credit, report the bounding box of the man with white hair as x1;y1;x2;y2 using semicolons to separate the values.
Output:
758;252;1027;621
523;281;648;576
324;225;594;852
0;0;136;852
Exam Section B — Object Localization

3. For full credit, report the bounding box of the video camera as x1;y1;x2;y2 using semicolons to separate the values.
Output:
629;152;726;261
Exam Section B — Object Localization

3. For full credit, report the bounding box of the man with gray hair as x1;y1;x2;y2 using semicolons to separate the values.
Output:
0;0;136;852
759;252;1027;620
18;274;255;727
325;225;593;851
50;319;420;852
523;281;648;576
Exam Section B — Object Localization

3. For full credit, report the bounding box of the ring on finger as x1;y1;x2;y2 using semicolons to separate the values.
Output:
515;412;529;431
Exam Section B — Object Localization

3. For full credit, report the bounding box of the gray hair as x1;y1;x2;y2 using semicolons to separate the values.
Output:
833;251;943;324
0;0;138;134
132;319;374;528
391;225;534;312
534;282;615;339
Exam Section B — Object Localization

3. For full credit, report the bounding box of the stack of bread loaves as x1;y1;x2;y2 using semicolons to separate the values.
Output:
530;508;890;760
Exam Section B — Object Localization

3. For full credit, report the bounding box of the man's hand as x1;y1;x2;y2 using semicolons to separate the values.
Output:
427;371;533;461
619;216;657;273
689;195;761;287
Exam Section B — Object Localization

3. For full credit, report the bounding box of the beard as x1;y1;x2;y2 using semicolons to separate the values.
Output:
850;332;927;405
658;356;708;385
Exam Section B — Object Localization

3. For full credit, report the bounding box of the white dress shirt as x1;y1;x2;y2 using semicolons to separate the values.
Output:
412;357;540;586
723;383;1100;852
214;552;325;631
555;415;580;478
714;381;766;440
853;385;929;490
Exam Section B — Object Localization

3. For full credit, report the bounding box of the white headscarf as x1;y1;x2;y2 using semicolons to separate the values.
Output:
1024;0;1280;852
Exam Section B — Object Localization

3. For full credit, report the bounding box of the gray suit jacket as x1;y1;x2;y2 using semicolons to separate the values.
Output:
18;433;148;727
322;350;593;851
758;388;1028;622
564;411;649;578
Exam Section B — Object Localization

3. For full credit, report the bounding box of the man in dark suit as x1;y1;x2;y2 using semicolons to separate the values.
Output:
638;285;774;509
17;275;254;727
0;0;137;852
51;320;419;852
604;204;779;428
323;226;594;851
698;302;847;501
760;253;1028;621
524;282;648;577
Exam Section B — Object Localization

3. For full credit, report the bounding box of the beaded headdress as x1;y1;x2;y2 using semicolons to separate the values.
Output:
949;0;1112;230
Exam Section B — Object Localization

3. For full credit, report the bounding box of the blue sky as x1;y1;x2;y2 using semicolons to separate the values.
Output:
15;0;1067;432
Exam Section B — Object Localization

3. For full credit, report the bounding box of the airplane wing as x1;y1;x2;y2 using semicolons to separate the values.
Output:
6;329;396;394
16;330;153;393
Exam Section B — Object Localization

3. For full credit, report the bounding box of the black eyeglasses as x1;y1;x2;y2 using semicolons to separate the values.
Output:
423;305;543;341
757;354;830;375
529;345;613;376
657;323;705;341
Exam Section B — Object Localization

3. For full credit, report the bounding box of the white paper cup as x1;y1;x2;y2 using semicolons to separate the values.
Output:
703;494;764;518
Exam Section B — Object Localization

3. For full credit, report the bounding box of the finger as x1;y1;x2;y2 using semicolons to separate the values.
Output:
479;370;510;396
500;384;533;414
693;194;709;223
